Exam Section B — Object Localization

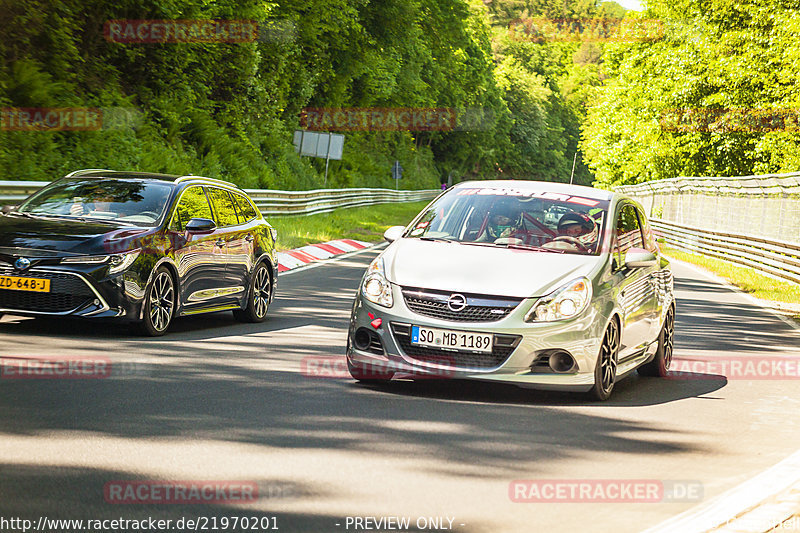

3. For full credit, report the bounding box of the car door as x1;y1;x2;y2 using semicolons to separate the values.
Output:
635;205;666;340
230;191;259;293
169;186;228;311
207;187;249;303
612;203;659;358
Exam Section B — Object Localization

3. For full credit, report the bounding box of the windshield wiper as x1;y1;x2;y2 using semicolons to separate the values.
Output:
494;242;566;253
418;236;458;243
27;213;123;225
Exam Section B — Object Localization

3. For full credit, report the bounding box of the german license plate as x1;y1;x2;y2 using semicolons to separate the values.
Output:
0;275;50;292
411;325;493;353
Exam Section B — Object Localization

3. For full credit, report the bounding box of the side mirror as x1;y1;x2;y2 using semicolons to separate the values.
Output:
383;225;405;243
1;205;17;214
625;248;657;268
185;217;216;233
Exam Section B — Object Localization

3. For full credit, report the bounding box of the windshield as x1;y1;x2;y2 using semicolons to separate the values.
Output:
406;187;609;255
18;178;174;227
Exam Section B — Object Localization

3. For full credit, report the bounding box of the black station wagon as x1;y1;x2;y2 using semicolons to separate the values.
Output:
0;170;278;335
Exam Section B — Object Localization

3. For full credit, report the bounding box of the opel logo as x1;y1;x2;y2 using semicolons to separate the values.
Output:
14;257;31;271
447;293;467;312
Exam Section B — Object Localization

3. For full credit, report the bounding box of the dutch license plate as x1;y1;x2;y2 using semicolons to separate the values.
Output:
411;325;493;353
0;275;50;293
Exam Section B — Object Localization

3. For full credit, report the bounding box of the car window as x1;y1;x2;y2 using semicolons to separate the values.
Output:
233;192;258;223
19;178;173;227
171;186;213;231
405;187;609;255
636;206;658;253
615;204;645;265
208;188;240;227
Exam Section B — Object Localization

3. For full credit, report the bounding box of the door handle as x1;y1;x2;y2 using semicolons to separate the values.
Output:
245;234;254;242
215;239;226;247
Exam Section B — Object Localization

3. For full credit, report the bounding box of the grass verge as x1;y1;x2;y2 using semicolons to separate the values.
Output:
662;245;800;321
268;201;429;251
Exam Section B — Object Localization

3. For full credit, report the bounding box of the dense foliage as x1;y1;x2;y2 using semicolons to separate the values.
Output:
581;0;800;187
1;0;643;188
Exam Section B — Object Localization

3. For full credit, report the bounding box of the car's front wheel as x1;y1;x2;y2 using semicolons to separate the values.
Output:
136;267;175;337
638;305;675;377
589;319;619;401
233;262;271;323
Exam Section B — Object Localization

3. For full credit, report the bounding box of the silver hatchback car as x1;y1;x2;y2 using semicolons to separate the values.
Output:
346;180;675;400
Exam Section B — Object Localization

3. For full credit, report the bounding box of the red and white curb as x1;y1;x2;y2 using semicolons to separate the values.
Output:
277;239;374;272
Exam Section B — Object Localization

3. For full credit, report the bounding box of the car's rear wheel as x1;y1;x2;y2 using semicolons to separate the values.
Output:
589;319;619;401
638;305;675;377
136;267;175;337
347;358;394;383
233;262;271;323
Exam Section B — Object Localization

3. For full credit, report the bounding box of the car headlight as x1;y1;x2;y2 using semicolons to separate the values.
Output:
525;277;592;322
361;256;393;308
61;249;141;274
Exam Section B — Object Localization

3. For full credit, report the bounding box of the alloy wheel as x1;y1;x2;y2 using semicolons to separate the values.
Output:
149;271;174;332
599;320;619;393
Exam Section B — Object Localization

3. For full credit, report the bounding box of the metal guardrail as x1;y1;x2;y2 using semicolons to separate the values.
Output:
243;188;438;216
652;218;800;284
0;181;439;216
616;172;800;245
617;173;800;285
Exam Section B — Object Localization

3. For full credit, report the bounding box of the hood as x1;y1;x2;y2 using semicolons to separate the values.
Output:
383;238;605;298
0;214;149;257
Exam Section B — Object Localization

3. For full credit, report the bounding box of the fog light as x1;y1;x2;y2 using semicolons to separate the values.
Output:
353;328;372;351
548;351;577;373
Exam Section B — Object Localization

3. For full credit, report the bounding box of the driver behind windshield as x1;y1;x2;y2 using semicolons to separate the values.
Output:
556;212;599;251
477;198;523;242
70;190;117;217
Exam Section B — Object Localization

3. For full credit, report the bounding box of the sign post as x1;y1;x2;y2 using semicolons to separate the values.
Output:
293;130;345;187
392;160;403;190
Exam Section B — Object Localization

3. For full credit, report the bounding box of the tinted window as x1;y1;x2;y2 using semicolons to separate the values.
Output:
209;188;239;227
233;193;258;222
172;186;213;231
615;204;645;263
19;178;173;227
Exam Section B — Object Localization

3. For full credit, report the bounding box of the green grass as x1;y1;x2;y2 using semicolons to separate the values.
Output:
268;201;429;251
662;245;800;317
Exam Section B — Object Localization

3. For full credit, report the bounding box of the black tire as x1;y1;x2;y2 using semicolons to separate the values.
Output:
588;319;620;401
347;357;394;383
135;267;175;337
233;262;271;323
638;305;675;377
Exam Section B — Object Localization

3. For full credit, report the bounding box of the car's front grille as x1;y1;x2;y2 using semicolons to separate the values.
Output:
401;287;523;323
391;323;521;369
0;268;95;313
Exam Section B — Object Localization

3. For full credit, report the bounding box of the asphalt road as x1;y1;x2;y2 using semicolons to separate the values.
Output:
1;250;799;533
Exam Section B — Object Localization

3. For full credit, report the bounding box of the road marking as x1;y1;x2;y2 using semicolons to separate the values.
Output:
642;449;800;533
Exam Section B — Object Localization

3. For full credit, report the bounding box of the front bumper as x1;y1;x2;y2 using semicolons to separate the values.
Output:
0;263;147;321
346;284;609;392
